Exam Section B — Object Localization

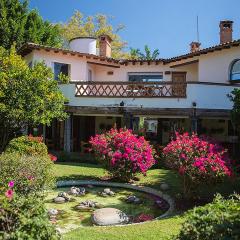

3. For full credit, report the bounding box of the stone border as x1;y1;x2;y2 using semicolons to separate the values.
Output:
57;180;175;225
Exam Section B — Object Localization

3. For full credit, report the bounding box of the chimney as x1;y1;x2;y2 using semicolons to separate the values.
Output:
99;35;112;58
190;42;201;53
219;20;233;44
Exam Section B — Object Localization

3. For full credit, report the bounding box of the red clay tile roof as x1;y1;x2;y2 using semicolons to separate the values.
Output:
18;39;240;65
18;42;120;64
164;39;240;63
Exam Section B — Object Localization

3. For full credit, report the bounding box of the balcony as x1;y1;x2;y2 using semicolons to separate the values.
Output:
75;81;187;98
59;81;238;112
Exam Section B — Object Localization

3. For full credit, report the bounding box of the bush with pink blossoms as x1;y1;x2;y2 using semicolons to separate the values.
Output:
163;132;232;198
90;128;155;182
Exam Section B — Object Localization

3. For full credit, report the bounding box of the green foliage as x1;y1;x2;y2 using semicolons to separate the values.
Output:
0;152;55;196
58;71;70;84
176;194;240;240
61;11;127;59
0;0;62;49
0;46;67;151
129;48;141;60
130;45;160;60
6;135;48;156
229;88;240;128
0;192;60;240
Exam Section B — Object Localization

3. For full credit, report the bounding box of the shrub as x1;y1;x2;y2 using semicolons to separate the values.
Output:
0;180;60;240
163;132;232;198
0;153;55;196
176;194;240;240
90;128;155;182
5;135;48;156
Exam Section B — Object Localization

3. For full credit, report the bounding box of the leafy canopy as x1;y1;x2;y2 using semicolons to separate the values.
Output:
0;0;62;49
60;11;127;59
0;46;67;151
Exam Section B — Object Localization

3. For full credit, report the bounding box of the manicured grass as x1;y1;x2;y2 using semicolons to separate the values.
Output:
53;162;239;240
63;216;184;240
54;162;106;181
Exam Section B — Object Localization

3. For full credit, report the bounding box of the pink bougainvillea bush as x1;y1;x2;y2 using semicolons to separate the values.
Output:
90;128;155;182
163;132;232;198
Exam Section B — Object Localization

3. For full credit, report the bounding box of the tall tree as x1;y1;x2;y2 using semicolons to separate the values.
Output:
0;0;62;49
61;11;127;59
0;46;67;151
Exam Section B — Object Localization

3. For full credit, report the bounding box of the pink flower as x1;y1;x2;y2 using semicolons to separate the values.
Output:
5;189;14;200
8;181;14;188
28;176;34;181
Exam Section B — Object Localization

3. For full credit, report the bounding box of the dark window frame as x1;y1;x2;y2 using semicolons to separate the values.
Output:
53;62;70;81
128;72;163;82
230;59;240;83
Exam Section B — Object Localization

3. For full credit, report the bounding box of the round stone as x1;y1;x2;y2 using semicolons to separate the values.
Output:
48;208;58;216
70;187;79;195
75;204;91;211
103;188;111;194
92;208;129;226
53;196;66;204
160;183;169;191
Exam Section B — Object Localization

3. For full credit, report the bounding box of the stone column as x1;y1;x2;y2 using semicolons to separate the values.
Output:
64;116;72;152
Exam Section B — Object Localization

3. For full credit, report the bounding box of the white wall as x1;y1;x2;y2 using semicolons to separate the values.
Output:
27;49;199;83
60;83;239;110
31;49;88;81
26;45;240;85
198;47;240;83
93;62;199;82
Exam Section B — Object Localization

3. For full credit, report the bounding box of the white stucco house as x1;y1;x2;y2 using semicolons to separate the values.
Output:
19;20;240;154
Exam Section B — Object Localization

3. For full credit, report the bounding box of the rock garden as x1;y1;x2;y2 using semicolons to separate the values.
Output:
45;184;171;231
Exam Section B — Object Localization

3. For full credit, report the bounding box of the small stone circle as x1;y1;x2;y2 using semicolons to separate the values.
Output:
57;180;175;224
92;208;129;226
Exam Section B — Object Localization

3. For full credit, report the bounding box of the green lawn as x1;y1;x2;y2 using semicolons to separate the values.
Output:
53;162;239;240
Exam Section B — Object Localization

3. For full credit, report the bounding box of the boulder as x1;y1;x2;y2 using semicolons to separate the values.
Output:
92;208;129;226
53;196;66;204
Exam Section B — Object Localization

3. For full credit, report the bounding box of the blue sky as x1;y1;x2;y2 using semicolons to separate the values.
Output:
29;0;240;58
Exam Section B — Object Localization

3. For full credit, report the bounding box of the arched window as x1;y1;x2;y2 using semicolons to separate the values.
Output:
230;59;240;81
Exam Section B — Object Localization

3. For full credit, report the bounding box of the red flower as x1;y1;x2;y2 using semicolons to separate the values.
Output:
49;154;57;162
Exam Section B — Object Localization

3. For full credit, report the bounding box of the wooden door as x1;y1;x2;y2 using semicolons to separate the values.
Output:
172;72;186;96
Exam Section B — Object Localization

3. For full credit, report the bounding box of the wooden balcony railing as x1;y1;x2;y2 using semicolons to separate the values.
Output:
75;81;187;98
